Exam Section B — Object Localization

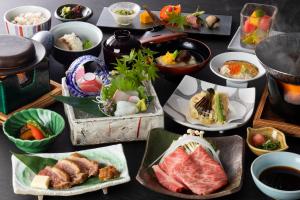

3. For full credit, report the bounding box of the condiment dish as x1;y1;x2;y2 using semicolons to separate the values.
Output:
251;152;300;200
247;127;288;156
108;2;141;26
54;4;93;22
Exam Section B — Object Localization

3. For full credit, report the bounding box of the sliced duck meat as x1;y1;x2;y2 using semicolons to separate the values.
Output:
152;165;186;193
67;153;99;177
186;15;200;29
173;146;227;195
38;166;72;189
55;159;88;185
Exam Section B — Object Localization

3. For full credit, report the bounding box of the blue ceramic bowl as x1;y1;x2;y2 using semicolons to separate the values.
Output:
251;152;300;200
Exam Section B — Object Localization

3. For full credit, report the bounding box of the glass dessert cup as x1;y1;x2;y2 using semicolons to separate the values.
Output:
240;3;278;49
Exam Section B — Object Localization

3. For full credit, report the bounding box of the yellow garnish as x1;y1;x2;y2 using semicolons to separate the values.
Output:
161;52;176;65
140;11;153;24
136;99;147;112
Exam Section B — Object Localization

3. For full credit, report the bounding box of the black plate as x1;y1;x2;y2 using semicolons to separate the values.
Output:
97;7;232;36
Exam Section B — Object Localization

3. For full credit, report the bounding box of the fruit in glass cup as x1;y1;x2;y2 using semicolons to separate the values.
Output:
241;8;272;47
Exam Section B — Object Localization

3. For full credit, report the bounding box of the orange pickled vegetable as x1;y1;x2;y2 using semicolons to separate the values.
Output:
27;123;45;140
20;129;34;140
140;11;153;24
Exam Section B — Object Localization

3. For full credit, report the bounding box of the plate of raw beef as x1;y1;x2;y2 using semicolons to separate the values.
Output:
136;128;244;199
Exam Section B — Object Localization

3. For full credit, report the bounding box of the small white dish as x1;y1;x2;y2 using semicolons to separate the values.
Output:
163;75;256;132
227;26;283;54
108;2;140;26
210;52;266;88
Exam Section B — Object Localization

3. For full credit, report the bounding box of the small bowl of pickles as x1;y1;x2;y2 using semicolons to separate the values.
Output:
247;127;288;156
108;2;141;26
3;108;65;153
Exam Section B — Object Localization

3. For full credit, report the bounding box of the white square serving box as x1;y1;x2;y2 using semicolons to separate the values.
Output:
62;78;164;145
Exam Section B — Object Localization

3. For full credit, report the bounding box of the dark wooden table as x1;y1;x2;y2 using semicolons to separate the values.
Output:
0;0;300;200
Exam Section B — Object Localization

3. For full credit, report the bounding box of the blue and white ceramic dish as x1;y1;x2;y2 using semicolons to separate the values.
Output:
66;55;110;97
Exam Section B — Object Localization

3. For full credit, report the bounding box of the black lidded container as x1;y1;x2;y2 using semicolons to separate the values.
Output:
256;33;300;123
103;30;141;70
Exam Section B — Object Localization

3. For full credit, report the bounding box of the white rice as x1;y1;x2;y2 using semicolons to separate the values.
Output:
12;12;47;25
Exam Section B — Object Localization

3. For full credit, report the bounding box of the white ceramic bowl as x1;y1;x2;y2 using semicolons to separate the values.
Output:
50;21;103;64
210;52;266;87
108;2;140;26
251;152;300;200
4;5;51;38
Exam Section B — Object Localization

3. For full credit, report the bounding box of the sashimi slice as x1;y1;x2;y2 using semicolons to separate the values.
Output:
77;73;102;93
75;65;85;82
152;165;186;193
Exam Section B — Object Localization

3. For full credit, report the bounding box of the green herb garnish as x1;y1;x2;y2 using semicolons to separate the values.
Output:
260;139;281;150
101;48;158;101
83;40;93;50
114;9;135;15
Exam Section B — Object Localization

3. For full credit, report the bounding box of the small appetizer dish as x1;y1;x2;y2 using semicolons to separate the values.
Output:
108;2;141;26
210;52;266;87
163;75;255;132
54;4;93;22
251;152;300;200
247;127;288;156
2;108;65;153
50;21;103;64
11;144;130;198
4;5;51;38
146;38;211;75
137;128;244;199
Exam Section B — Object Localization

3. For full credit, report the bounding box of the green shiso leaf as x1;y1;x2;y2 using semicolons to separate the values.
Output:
53;96;106;117
102;48;158;101
12;152;57;174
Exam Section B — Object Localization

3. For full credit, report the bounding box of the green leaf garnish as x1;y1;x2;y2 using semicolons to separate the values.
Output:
13;152;57;174
53;96;106;117
103;48;158;101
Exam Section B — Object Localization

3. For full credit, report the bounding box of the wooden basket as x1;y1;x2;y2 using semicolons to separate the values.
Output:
62;78;164;145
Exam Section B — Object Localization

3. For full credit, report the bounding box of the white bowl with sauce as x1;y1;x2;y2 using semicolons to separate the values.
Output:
210;52;266;88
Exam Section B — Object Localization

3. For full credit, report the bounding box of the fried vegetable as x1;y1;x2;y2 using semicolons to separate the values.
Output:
99;166;120;181
214;93;226;123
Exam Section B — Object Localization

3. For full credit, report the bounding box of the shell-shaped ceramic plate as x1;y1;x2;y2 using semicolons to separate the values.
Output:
163;75;256;131
136;128;244;199
12;144;130;196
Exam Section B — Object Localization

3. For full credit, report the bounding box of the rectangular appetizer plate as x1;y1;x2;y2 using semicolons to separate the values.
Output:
97;7;232;36
227;26;283;54
12;144;130;196
163;75;255;132
136;128;244;199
